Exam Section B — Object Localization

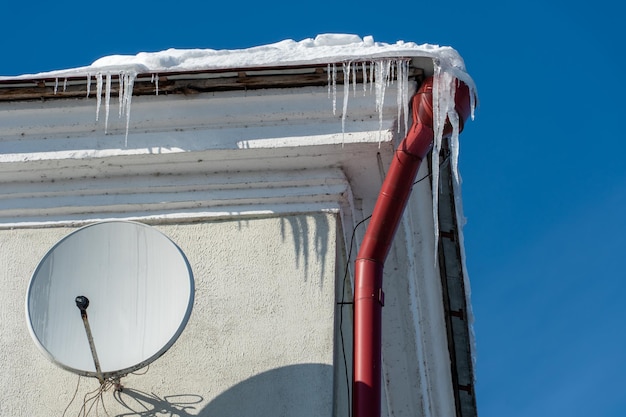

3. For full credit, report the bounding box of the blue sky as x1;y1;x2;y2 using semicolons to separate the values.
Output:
2;1;624;416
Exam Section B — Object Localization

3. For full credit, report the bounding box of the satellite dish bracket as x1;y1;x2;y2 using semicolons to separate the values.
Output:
75;295;104;385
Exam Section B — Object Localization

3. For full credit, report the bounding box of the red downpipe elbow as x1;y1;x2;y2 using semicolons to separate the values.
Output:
353;76;471;417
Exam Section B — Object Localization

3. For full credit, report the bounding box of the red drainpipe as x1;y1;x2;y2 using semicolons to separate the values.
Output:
353;76;472;417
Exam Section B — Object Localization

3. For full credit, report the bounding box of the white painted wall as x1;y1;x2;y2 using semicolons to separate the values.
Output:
0;214;340;416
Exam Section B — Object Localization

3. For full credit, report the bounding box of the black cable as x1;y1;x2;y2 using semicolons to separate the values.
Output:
413;150;450;186
338;214;371;417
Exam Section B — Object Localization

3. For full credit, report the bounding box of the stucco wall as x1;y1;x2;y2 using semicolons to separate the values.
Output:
0;213;339;416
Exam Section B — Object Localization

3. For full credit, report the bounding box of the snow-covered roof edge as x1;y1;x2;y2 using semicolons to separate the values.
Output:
0;34;474;89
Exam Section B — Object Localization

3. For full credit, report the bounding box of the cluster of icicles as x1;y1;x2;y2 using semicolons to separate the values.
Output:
51;60;474;257
53;71;141;146
326;59;475;260
49;59;416;147
326;59;412;142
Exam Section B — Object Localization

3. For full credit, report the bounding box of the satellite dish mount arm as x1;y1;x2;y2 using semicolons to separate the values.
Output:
75;296;104;385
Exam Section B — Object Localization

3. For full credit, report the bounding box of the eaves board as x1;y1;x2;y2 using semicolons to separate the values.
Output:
0;63;424;102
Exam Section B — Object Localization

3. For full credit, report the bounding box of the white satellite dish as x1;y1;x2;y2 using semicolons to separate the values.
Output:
25;220;194;381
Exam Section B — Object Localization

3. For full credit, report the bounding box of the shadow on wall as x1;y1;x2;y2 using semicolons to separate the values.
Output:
113;363;334;417
280;214;330;282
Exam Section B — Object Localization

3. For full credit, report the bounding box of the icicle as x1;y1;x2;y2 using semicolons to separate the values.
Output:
342;62;351;144
448;110;461;186
352;63;357;97
332;63;337;116
327;64;331;99
431;64;458;262
470;86;476;121
369;61;374;92
374;61;383;144
118;72;125;117
54;78;58;95
95;73;103;122
150;73;159;96
63;78;67;92
396;61;402;134
362;62;367;96
104;73;112;134
122;72;136;147
374;60;391;145
431;66;443;262
86;74;91;98
402;60;409;136
394;59;410;136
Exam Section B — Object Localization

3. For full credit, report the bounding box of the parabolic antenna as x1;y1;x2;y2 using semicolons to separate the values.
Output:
25;220;194;380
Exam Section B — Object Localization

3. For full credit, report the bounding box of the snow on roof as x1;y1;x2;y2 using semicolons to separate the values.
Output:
0;34;472;87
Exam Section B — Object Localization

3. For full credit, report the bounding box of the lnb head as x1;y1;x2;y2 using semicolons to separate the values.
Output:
75;295;90;311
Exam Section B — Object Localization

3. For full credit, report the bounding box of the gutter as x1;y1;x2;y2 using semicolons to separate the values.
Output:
353;76;472;417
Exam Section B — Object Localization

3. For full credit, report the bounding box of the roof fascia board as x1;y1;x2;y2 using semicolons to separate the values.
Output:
0;63;424;102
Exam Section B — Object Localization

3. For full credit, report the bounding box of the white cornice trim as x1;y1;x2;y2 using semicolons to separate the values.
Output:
0;167;352;229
